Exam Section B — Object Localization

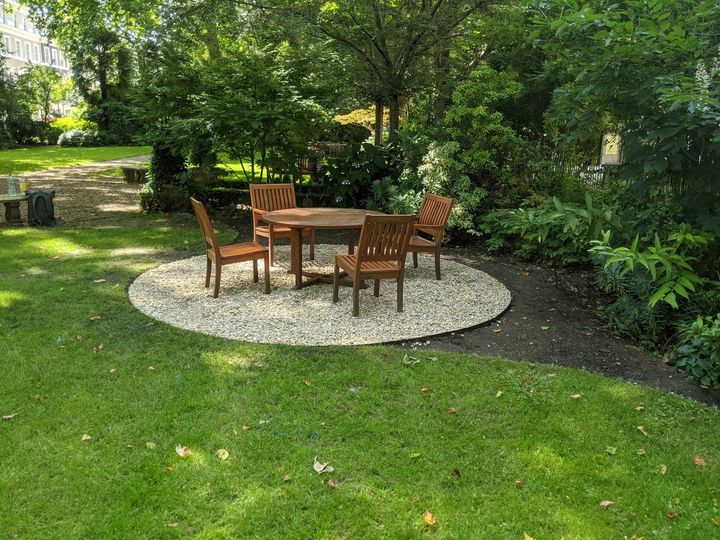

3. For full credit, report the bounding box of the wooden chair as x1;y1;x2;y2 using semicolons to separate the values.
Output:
333;214;415;317
191;198;270;298
249;183;315;266
409;193;454;280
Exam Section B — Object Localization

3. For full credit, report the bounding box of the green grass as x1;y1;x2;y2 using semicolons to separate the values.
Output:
1;220;719;538
0;146;151;174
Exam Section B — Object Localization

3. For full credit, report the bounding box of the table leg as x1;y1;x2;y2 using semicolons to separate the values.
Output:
347;229;357;255
291;228;303;290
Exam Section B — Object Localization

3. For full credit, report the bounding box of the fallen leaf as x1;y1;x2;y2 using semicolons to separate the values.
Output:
694;455;706;467
312;457;334;474
403;354;420;367
109;368;116;374
148;366;156;372
571;394;582;400
81;434;92;442
636;425;649;437
35;395;44;403
89;315;102;321
521;271;530;276
606;447;617;455
496;390;503;398
447;407;457;414
3;413;17;421
600;500;614;509
166;523;178;528
493;328;503;333
242;424;251;431
453;468;461;478
146;441;156;449
409;453;422;459
93;279;107;283
245;379;253;385
412;496;420;504
636;448;646;456
420;387;428;393
667;511;678;519
93;343;105;353
634;405;645;411
146;322;155;327
164;466;173;472
659;464;667;475
216;449;229;460
522;378;531;385
303;380;312;386
711;516;718;526
175;445;191;458
524;533;534;540
515;480;525;489
283;474;292;482
423;510;436;527
326;479;337;489
126;444;134;449
540;326;550;331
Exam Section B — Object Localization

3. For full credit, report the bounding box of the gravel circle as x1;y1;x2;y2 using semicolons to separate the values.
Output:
128;244;512;346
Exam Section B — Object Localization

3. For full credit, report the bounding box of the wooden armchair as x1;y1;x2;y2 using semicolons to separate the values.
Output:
333;214;415;317
409;193;454;280
249;183;315;266
191;198;270;298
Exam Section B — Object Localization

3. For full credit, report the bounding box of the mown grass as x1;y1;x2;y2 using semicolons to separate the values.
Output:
1;221;719;538
0;146;151;174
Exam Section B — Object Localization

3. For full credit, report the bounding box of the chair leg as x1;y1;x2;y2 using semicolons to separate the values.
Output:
332;260;340;303
374;279;380;297
213;264;222;298
268;235;275;266
253;259;259;283
397;275;404;313
309;229;315;261
412;252;418;268
205;258;212;288
353;279;360;317
263;253;271;294
435;251;441;280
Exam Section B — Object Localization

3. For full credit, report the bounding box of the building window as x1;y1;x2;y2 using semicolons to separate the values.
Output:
15;39;20;57
3;35;10;54
43;45;49;64
25;42;30;60
34;45;39;62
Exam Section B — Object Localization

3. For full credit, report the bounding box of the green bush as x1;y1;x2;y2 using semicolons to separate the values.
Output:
51;116;97;133
671;314;720;386
57;129;108;147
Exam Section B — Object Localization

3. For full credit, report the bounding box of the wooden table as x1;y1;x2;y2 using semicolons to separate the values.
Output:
262;207;385;289
0;193;28;227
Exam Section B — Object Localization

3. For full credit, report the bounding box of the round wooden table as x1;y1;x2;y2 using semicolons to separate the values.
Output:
262;207;384;289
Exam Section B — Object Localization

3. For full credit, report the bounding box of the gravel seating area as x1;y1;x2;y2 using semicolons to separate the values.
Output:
129;244;512;346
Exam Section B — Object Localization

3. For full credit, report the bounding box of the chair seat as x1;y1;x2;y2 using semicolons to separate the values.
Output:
255;225;312;237
336;254;400;274
408;235;437;249
219;241;267;260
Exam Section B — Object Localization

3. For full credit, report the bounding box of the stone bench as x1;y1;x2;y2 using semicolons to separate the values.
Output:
0;193;28;226
121;167;149;184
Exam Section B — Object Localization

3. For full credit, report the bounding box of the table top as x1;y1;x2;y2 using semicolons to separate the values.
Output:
0;193;28;202
262;207;385;230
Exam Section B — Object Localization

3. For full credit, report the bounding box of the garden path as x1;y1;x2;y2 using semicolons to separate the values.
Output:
1;155;150;226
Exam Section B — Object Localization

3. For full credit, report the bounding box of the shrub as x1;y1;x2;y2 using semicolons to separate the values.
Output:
140;143;188;212
51;116;97;133
671;314;720;386
57;129;108;147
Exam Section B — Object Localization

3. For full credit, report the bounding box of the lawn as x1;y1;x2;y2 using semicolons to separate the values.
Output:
0;146;151;174
1;221;719;538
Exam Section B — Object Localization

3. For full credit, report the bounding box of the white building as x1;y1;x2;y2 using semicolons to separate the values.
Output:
1;1;72;116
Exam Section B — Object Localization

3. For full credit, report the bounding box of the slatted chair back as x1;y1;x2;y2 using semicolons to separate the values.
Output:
191;197;220;259
356;215;415;267
249;183;298;214
418;193;454;228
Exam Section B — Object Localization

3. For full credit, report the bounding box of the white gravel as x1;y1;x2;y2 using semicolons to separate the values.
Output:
128;244;511;346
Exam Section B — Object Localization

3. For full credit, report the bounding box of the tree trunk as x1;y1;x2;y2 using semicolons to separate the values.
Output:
374;98;384;145
388;95;400;141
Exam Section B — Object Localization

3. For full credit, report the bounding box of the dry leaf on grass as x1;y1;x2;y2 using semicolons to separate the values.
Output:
636;426;649;437
636;448;646;456
403;354;420;367
523;533;534;540
2;413;17;421
216;449;229;460
694;455;706;467
607;447;617;455
496;390;503;398
326;479;337;489
423;511;436;527
303;380;312;386
81;434;92;441
666;511;678;519
453;468;461;478
600;500;614;509
166;523;178;528
93;343;105;353
571;394;582;400
109;368;116;374
35;395;44;403
447;407;457;414
711;516;718;526
175;445;191;458
515;480;525;489
312;457;334;474
420;387;428;393
164;466;173;472
146;441;156;449
242;424;251;431
283;474;292;482
89;315;102;321
659;464;667;474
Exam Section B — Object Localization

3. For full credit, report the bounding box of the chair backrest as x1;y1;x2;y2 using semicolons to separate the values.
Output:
190;197;220;258
356;214;415;271
418;193;454;228
249;183;298;213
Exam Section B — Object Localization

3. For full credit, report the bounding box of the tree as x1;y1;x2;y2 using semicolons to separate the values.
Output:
16;66;64;122
242;0;496;141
